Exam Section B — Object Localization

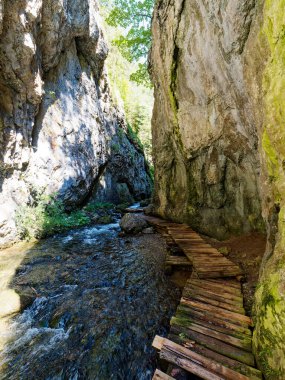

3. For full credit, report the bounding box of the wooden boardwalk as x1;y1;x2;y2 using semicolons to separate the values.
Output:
143;215;262;380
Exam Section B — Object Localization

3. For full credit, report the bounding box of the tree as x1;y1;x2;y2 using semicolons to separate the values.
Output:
100;0;154;87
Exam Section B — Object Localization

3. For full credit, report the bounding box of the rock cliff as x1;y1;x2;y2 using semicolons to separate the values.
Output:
150;0;264;240
151;0;285;377
0;0;152;247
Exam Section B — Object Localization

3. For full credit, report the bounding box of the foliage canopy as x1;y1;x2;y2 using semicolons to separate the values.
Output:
100;0;154;87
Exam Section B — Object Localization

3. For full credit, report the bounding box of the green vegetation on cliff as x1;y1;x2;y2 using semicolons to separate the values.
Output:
100;2;154;163
253;1;285;378
15;192;116;240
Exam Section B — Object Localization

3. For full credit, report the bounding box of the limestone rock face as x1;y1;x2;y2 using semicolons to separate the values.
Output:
0;0;152;247
151;0;285;376
150;0;263;239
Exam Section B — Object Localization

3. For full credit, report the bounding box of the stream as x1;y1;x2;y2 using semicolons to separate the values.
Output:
0;217;180;380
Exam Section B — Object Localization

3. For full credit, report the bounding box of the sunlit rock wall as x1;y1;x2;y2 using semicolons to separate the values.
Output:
150;0;264;240
0;0;152;247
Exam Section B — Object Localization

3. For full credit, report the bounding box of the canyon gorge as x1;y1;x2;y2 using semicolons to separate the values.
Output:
0;0;285;379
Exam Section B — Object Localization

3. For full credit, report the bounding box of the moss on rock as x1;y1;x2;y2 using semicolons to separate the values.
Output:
253;1;285;377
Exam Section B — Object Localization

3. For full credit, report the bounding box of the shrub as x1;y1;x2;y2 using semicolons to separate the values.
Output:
84;202;114;213
15;192;91;240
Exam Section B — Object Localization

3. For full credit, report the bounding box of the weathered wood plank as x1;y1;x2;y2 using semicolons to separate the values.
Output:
174;311;249;341
171;317;252;351
187;279;242;297
154;336;252;380
182;292;245;314
194;265;242;272
152;369;175;380
180;298;252;326
170;325;255;366
177;305;251;336
166;256;192;266
183;285;243;305
207;279;241;290
168;334;262;380
197;269;242;279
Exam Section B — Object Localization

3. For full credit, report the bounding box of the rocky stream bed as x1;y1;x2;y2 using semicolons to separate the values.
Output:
0;219;180;380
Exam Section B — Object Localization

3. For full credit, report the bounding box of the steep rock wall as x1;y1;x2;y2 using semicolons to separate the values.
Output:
0;0;151;248
246;1;285;377
151;0;285;377
150;0;264;239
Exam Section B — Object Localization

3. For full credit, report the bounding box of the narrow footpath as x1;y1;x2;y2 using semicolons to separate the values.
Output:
143;216;262;380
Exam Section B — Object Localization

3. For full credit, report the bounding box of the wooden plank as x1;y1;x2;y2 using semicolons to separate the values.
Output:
192;265;240;272
193;264;241;271
166;256;192;266
171;236;205;240
196;273;241;280
171;318;252;351
171;231;202;236
152;370;175;380
175;309;250;340
154;336;252;380
168;334;262;380
177;305;251;336
183;249;221;256
183;285;243;305
182;293;245;314
192;268;240;279
153;335;165;350
160;348;225;380
170;325;255;366
191;257;236;264
173;239;211;245
207;279;241;290
180;298;252;326
196;269;242;279
187;279;242;297
195;268;242;275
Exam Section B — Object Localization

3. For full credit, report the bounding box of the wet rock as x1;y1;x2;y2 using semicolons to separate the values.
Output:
97;215;113;225
142;227;154;234
0;290;21;318
0;0;152;248
144;204;156;216
120;213;148;234
140;199;150;207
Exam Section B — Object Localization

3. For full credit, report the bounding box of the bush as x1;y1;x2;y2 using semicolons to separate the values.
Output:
84;202;114;213
15;192;91;240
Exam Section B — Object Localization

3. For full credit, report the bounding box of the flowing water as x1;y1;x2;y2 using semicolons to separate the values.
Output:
0;219;180;380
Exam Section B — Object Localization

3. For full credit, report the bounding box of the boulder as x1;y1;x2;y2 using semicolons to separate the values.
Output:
120;213;148;234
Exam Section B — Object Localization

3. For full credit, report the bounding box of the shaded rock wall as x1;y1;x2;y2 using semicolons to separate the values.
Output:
246;1;285;377
151;0;285;377
150;0;264;239
0;0;151;248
